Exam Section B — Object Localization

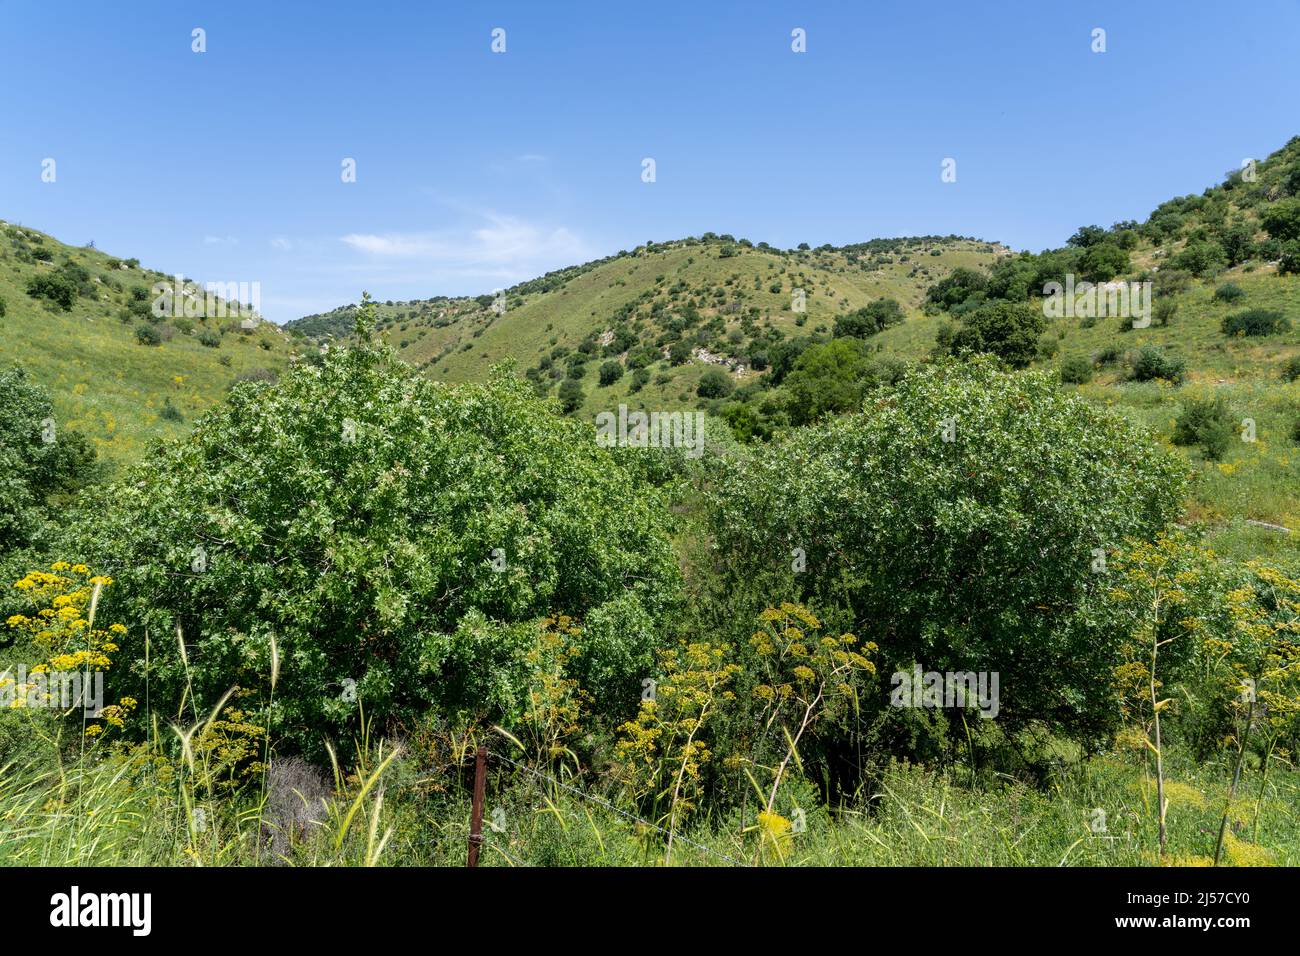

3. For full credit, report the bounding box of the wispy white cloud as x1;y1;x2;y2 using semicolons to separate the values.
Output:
339;213;589;282
270;236;293;251
203;235;239;246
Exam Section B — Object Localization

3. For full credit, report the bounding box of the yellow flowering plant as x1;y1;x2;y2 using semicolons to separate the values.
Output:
2;563;136;739
743;603;876;858
614;641;740;863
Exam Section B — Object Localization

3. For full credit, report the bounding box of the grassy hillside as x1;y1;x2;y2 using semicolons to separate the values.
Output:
289;235;1008;415
0;221;300;471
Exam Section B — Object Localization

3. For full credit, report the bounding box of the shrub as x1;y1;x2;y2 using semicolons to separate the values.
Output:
25;273;77;311
833;298;904;338
598;360;623;387
1171;394;1235;460
1131;346;1186;384
557;378;584;413
1281;355;1300;382
65;300;680;756
1172;240;1227;278
1079;243;1129;281
1260;198;1300;242
0;367;97;558
1059;356;1094;384
134;324;161;346
198;330;222;348
1154;298;1178;327
158;397;183;423
1221;309;1290;337
939;301;1046;369
1213;282;1245;303
925;268;988;311
1278;240;1300;276
697;368;734;399
708;360;1187;742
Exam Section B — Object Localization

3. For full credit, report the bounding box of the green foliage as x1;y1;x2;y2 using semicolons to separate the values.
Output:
833;298;904;338
939;300;1046;369
1172;394;1235;460
1079;242;1129;281
925;267;988;311
1058;355;1094;384
696;367;734;399
1131;346;1187;385
557;379;584;413
134;324;161;346
1221;309;1290;337
1171;240;1228;278
65;301;680;755
25;272;77;311
781;338;877;425
597;360;623;387
1260;198;1300;242
708;359;1187;741
0;366;97;558
1213;282;1245;303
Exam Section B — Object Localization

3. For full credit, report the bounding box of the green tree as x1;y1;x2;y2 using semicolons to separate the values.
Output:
940;300;1046;369
709;359;1187;741
66;297;680;754
781;338;878;425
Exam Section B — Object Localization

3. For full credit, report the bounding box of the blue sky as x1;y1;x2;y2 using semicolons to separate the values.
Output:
2;1;1297;323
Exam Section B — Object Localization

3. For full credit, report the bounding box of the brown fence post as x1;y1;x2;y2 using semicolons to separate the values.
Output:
467;746;487;867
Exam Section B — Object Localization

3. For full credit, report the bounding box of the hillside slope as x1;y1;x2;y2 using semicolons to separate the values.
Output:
0;222;300;470
289;234;1007;415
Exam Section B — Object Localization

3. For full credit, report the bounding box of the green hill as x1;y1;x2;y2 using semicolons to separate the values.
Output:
0;222;301;471
288;234;1008;415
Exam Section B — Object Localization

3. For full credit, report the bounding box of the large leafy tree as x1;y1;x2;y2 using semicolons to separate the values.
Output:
708;359;1188;741
938;300;1046;369
68;298;680;753
0;365;96;559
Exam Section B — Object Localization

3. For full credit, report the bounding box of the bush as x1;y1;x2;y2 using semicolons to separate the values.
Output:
134;324;161;346
1131;346;1186;384
708;359;1187;742
158;397;183;423
1221;309;1290;337
66;302;680;755
1171;394;1235;461
1281;355;1300;382
925;268;988;311
1260;198;1300;242
1213;282;1245;303
1059;356;1094;384
557;378;584;413
598;360;623;387
1079;243;1128;281
1154;298;1178;327
833;298;904;338
0;367;97;558
1172;240;1227;278
697;367;734;399
198;330;222;348
1278;240;1300;276
25;273;77;311
939;301;1046;369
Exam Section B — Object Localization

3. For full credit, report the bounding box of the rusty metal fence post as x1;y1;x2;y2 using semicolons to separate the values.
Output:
467;746;487;867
